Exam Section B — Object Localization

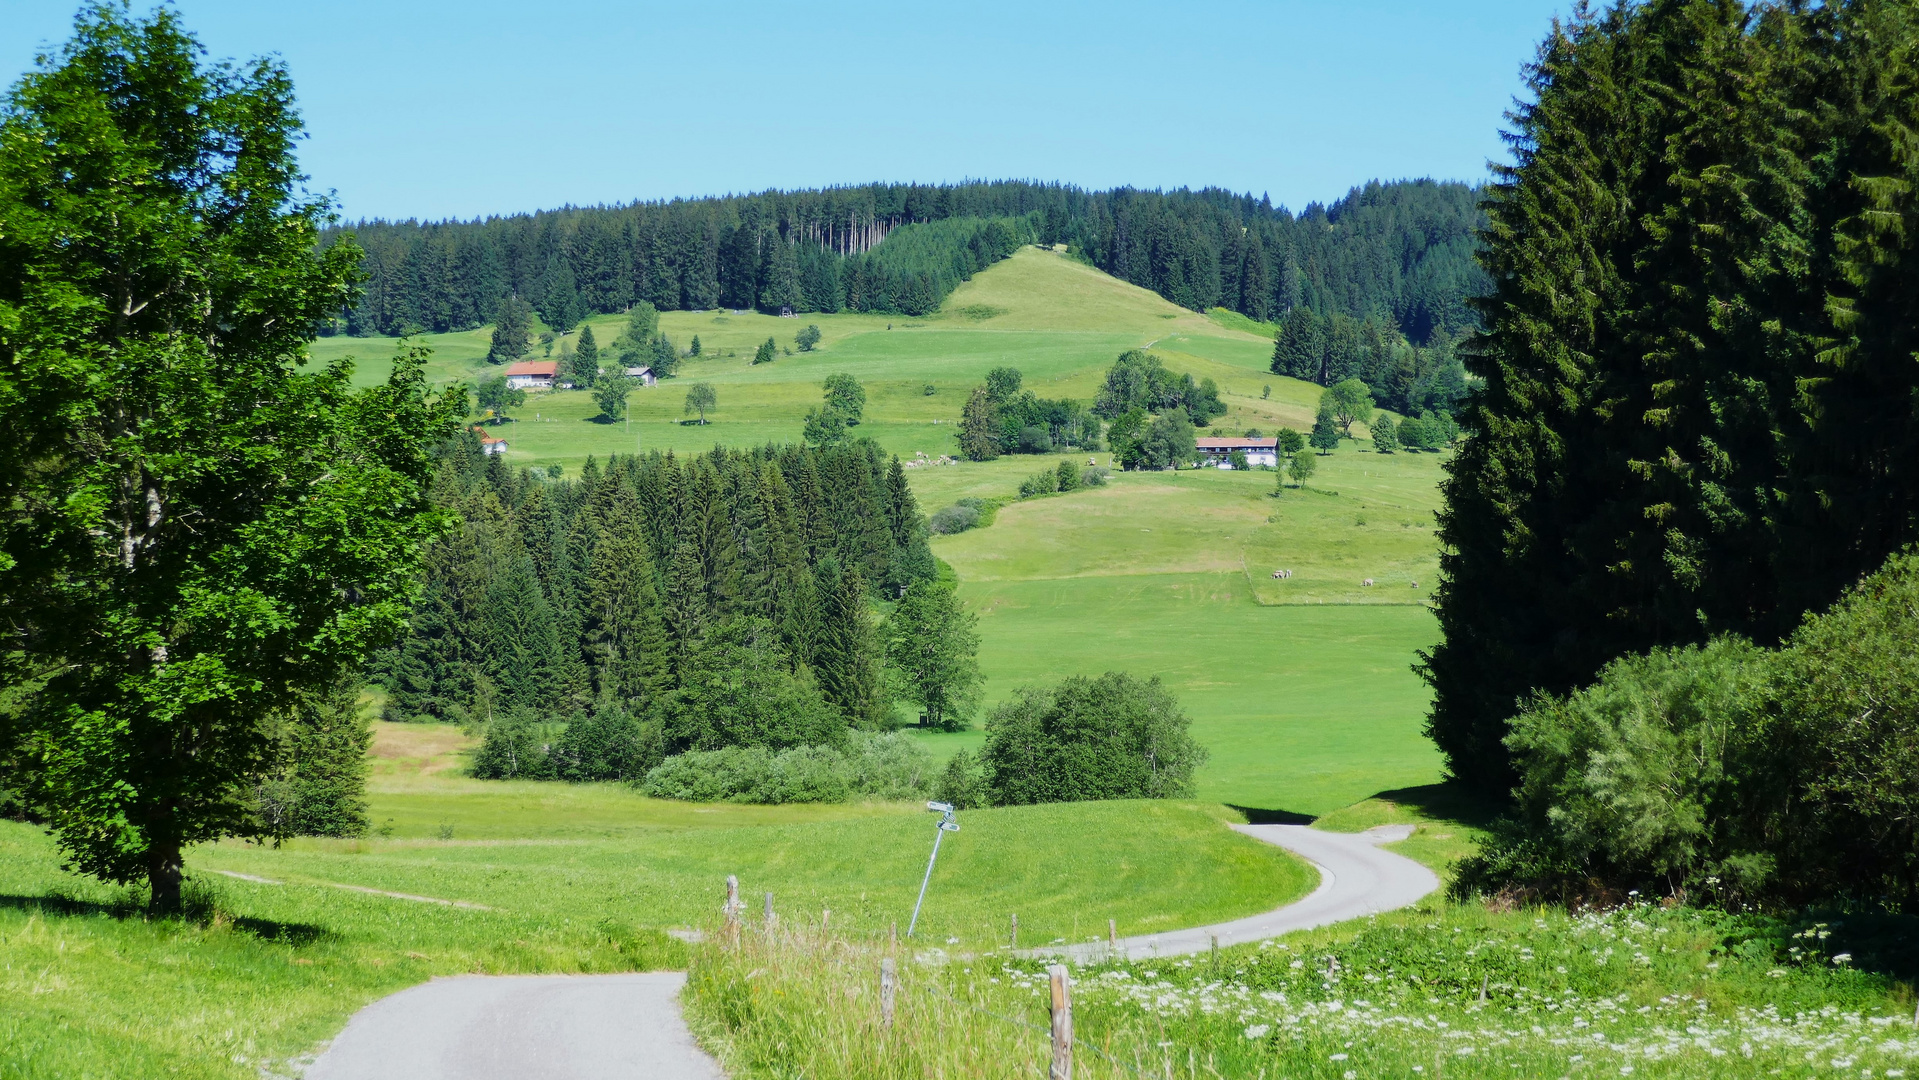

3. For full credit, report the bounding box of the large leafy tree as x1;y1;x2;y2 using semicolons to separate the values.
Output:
0;7;462;910
883;580;981;731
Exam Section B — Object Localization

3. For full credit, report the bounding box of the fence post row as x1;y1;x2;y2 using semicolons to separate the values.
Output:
1048;963;1073;1080
880;957;897;1030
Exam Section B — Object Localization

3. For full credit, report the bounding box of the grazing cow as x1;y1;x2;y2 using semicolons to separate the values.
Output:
1363;578;1374;587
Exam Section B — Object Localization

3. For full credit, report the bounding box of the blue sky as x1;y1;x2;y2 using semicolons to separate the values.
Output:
2;1;1567;222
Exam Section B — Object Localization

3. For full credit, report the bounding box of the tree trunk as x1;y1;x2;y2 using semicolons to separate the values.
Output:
147;841;184;915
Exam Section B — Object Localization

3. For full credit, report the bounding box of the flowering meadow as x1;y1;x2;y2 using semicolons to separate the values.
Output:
685;900;1919;1079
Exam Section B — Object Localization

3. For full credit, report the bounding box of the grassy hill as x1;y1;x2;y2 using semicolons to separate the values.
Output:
309;247;1326;466
313;246;1444;815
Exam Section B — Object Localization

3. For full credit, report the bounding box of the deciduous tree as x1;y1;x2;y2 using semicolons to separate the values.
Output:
0;7;462;911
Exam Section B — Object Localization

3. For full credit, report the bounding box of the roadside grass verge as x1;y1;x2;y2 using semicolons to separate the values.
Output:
686;896;1919;1080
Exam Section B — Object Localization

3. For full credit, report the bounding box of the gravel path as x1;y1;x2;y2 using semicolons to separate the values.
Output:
306;972;722;1080
1021;823;1439;962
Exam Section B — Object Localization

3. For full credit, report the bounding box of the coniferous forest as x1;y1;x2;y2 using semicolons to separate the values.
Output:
325;179;1485;345
374;435;935;780
1427;0;1919;799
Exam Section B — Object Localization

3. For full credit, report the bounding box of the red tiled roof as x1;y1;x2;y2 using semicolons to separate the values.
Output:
1195;437;1278;449
504;360;558;377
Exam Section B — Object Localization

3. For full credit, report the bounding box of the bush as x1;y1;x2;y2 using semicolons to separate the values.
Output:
795;324;821;351
979;672;1206;805
1462;549;1919;909
549;707;663;782
472;706;561;780
637;731;933;804
1017;425;1053;453
935;748;989;809
1055;459;1080;491
1018;468;1059;498
928;503;981;535
1079;465;1110;487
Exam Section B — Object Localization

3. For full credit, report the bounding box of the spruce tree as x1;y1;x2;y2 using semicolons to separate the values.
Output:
573;323;600;387
813;556;885;726
488;296;533;364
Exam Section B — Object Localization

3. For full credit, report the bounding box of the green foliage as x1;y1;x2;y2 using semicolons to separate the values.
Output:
1321;378;1373;437
1428;0;1919;792
1018;468;1060;498
883;581;981;731
688;334;701;357
1093;350;1226;425
794;324;821;352
985;366;1023;402
1288;449;1317;487
1464;550;1919;910
657;619;845;753
802;405;847;446
252;678;372;838
487;296;534;364
957;385;1000;461
592;372;633;420
1276;427;1304;455
1372;413;1398;453
927;503;981;535
0;6;463;910
1055;459;1081;492
821;372;865;424
638;731;933;804
472;707;560;780
753;336;777;365
649;334;680;378
613;302;659;372
1309;407;1341;453
934;748;989;809
549;706;660;782
569;324;600;387
474;375;526;419
980;673;1206;805
683;382;717;424
1117;408;1197;470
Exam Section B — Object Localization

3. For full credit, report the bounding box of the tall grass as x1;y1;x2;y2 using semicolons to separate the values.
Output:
685;899;1919;1079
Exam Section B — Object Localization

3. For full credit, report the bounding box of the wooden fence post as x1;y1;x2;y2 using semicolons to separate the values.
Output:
1010;912;1019;949
880;957;897;1030
1048;963;1073;1080
1108;918;1118;951
724;875;740;942
822;908;831;931
764;891;776;929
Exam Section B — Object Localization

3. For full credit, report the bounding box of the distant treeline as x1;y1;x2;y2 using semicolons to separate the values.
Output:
374;437;933;752
325;179;1486;343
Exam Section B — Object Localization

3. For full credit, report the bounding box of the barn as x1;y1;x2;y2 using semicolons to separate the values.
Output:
1196;436;1279;468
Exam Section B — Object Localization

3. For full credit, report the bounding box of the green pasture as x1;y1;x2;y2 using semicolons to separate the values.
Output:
924;457;1445;818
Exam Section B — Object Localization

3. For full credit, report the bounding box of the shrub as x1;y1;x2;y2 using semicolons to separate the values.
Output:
472;706;561;780
979;672;1206;805
1017;425;1052;453
795;324;821;351
1079;465;1110;487
1463;549;1919;909
1018;468;1059;498
637;731;932;804
1055;459;1080;491
549;707;663;782
934;748;989;809
927;503;981;535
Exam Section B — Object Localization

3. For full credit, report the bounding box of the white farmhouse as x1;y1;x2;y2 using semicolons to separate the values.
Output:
504;359;558;389
1196;436;1280;468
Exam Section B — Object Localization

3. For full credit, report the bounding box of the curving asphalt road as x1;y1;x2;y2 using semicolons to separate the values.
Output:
306;972;722;1080
1020;823;1439;962
301;823;1435;1078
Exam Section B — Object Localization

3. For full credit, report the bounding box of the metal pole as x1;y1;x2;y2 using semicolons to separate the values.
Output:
907;824;945;938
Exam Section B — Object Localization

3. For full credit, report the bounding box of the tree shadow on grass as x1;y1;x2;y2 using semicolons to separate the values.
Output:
1224;805;1316;825
0;892;334;946
1363;782;1503;831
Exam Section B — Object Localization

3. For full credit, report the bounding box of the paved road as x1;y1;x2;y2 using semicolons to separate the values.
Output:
1022;823;1439;962
304;824;1433;1078
306;972;723;1080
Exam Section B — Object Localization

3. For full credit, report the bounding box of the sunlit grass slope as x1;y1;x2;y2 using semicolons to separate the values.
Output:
926;455;1446;817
